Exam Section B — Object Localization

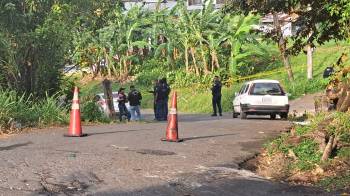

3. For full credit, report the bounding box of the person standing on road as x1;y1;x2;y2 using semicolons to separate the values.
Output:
161;78;171;118
128;85;142;121
156;78;171;121
117;87;131;122
148;79;160;120
211;76;222;116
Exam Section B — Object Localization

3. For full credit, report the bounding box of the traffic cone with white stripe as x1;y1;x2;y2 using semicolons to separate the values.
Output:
161;91;183;142
64;87;87;137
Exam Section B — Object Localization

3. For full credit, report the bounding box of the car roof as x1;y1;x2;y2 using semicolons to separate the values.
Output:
245;79;280;84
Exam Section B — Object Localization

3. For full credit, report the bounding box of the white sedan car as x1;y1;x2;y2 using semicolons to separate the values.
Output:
95;92;130;114
232;80;289;119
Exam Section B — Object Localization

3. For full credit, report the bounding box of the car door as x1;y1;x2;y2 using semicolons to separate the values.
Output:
233;83;248;112
112;93;120;112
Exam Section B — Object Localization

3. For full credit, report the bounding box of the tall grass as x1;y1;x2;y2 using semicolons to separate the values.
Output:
0;90;69;133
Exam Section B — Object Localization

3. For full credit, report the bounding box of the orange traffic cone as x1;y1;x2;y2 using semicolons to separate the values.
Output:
64;87;87;137
161;91;183;142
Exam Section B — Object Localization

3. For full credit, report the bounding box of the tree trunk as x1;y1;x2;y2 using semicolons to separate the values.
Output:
199;42;209;74
211;51;220;72
307;44;313;80
273;12;294;82
102;79;116;119
321;135;335;162
213;51;220;69
211;53;215;72
230;49;237;76
339;91;350;112
185;45;189;72
104;49;111;77
282;53;294;81
190;47;199;75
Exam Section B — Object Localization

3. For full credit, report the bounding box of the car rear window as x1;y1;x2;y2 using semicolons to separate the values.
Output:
250;83;284;95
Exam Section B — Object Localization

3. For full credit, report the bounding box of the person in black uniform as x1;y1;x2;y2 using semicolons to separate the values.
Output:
161;78;171;118
156;78;171;121
148;79;160;120
211;76;222;116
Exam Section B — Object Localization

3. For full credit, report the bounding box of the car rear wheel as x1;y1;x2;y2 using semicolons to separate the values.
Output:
280;112;288;120
232;107;238;118
240;111;247;119
270;114;276;119
233;112;238;118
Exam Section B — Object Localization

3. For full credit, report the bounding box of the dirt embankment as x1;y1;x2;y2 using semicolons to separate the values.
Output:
241;90;350;193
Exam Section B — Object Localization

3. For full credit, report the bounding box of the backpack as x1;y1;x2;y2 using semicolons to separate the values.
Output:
323;67;334;78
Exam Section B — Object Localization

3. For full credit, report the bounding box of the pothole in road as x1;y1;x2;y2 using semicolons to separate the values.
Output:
37;171;103;195
135;149;176;156
38;178;89;195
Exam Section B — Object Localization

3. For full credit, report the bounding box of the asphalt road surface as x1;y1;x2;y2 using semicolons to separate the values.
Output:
0;113;332;196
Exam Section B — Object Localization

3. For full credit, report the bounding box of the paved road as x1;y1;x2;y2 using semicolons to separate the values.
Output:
0;113;330;196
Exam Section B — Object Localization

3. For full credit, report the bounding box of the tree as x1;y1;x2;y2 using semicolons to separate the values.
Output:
229;0;350;81
227;1;297;81
0;0;72;96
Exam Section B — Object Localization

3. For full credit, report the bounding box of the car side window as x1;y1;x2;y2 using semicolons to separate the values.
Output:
244;84;250;94
239;84;246;94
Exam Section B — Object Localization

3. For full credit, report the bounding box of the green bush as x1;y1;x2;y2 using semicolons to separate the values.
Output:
166;70;214;88
81;101;110;123
33;95;69;126
293;139;321;171
0;91;30;130
0;90;69;132
265;133;292;155
318;172;350;191
283;77;329;99
135;59;169;86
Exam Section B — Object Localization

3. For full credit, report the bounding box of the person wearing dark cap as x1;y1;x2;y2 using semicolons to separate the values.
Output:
128;85;142;121
117;87;130;121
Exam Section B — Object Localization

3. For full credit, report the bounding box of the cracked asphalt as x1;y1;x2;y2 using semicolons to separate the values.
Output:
0;112;332;196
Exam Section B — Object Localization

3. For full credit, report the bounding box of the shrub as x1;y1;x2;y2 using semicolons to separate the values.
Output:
135;59;168;85
33;94;69;127
0;90;69;132
81;101;110;122
293;139;321;171
283;77;329;99
166;70;214;88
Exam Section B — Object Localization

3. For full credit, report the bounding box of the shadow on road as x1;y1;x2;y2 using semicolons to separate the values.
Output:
0;141;33;151
89;177;332;196
183;133;237;141
88;129;153;136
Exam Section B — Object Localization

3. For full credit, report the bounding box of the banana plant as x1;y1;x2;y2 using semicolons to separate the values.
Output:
223;13;259;76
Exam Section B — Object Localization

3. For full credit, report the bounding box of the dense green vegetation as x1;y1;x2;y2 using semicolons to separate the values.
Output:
0;0;349;123
0;90;69;133
261;112;350;191
0;0;350;191
79;41;348;113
